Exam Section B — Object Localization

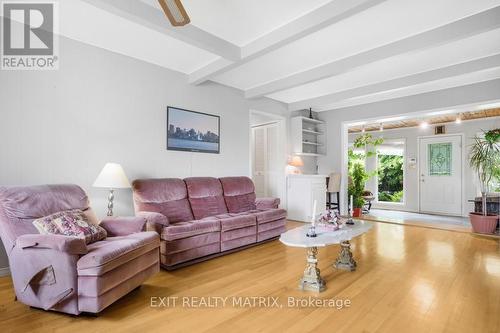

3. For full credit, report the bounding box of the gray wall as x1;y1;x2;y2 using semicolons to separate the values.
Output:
0;37;286;272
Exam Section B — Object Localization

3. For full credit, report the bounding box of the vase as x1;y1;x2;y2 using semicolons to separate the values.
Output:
469;212;499;234
352;208;362;217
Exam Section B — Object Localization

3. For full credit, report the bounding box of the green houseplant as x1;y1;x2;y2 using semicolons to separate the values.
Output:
349;162;369;217
468;129;500;233
348;133;383;216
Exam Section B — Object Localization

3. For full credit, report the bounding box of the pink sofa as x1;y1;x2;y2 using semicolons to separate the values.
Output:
132;176;286;269
0;184;160;315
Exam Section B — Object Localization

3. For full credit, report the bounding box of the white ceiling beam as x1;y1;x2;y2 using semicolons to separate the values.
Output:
245;6;500;99
189;58;233;85
289;53;500;111
188;0;388;84
81;0;241;61
321;78;500;115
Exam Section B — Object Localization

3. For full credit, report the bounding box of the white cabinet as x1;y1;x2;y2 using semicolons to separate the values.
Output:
291;116;326;156
286;174;327;222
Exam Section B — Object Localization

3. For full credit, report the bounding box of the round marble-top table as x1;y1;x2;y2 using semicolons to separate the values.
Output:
280;220;373;292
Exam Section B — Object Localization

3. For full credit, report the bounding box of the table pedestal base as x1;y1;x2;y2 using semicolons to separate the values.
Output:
299;247;325;292
334;241;357;271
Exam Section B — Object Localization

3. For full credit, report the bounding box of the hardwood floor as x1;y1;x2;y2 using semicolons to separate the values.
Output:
1;221;500;333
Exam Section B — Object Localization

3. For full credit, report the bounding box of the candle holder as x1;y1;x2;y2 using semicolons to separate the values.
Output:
347;194;354;225
306;224;317;237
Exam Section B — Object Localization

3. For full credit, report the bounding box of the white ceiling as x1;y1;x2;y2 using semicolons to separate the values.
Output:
24;0;500;112
267;29;500;103
213;0;500;89
141;0;333;46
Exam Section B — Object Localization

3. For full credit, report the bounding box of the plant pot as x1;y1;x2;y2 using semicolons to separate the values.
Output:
352;208;362;217
469;212;499;234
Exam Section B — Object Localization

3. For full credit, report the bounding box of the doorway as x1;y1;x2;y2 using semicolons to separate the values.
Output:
252;123;279;197
418;134;463;216
250;110;287;207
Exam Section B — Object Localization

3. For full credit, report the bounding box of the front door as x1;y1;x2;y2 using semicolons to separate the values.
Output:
419;135;462;216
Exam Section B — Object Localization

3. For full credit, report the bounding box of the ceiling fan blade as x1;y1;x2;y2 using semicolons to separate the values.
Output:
158;0;190;27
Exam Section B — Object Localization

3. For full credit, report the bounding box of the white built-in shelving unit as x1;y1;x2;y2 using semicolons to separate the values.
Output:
291;116;326;156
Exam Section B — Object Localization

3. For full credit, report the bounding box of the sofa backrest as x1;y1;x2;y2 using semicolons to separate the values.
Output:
184;177;228;220
132;178;194;223
219;177;257;213
0;184;91;252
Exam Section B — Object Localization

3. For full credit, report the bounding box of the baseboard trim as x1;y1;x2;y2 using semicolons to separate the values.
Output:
0;266;10;277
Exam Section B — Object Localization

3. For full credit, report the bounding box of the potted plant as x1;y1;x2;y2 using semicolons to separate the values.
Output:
348;134;382;217
349;162;368;217
469;129;500;233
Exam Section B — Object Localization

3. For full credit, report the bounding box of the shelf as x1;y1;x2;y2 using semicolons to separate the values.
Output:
302;141;323;146
291;116;326;157
295;152;325;157
302;129;324;135
300;116;325;124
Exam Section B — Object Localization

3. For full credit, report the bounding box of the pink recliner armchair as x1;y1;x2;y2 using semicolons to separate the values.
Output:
133;176;286;269
0;184;160;315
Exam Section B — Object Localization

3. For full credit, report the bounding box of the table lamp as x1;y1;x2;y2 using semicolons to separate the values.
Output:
93;163;131;216
286;156;304;174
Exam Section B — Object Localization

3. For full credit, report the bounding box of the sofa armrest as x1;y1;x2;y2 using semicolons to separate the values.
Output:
100;216;147;236
15;234;88;255
12;234;82;312
136;211;169;234
256;197;280;209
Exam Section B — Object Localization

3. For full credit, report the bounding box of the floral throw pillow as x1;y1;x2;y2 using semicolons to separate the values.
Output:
32;209;107;244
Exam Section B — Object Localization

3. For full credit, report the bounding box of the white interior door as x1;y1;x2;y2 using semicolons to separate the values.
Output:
419;135;462;216
252;123;279;198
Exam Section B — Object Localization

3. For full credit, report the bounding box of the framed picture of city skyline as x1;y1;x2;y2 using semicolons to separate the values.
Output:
167;106;220;154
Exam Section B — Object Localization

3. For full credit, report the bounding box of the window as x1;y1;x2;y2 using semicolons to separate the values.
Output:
377;140;404;203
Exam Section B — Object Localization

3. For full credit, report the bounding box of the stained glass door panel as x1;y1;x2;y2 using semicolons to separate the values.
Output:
428;143;452;176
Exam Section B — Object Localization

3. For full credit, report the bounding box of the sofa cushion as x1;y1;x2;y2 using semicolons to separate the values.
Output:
161;218;220;241
32;209;107;244
133;179;194;223
78;248;159;297
215;214;256;232
162;232;220;254
219;177;257;213
185;177;228;219
77;232;159;276
253;208;287;224
257;218;286;232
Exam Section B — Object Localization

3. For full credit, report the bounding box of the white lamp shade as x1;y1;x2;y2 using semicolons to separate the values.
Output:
93;163;131;189
289;156;304;167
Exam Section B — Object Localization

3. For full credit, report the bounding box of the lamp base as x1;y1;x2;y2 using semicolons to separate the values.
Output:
107;189;114;216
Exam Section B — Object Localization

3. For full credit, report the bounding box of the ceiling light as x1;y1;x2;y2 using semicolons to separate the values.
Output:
420;121;429;129
455;115;462;124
